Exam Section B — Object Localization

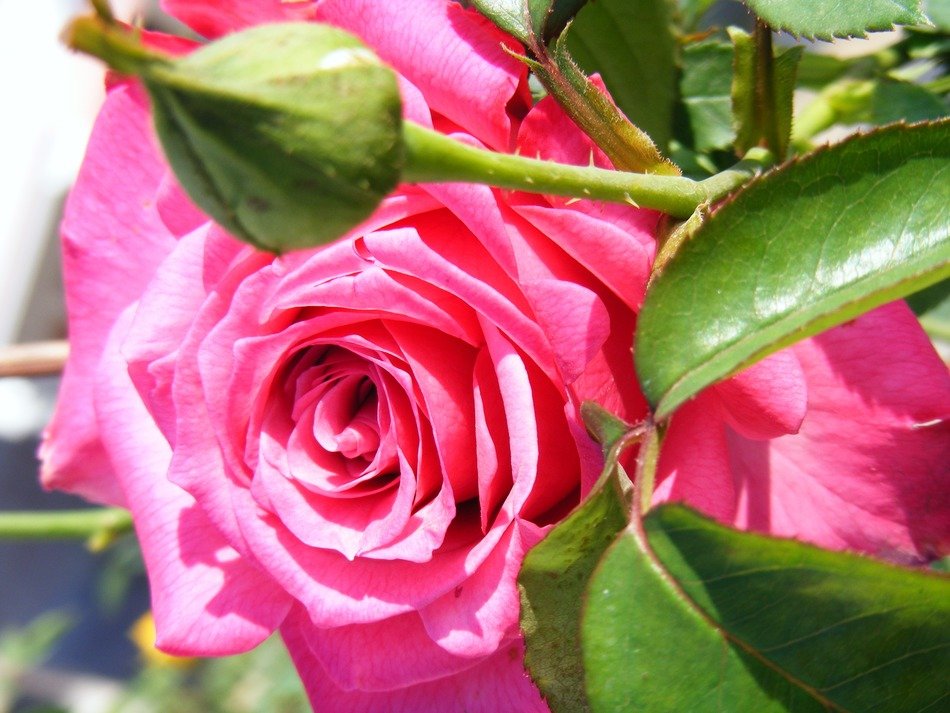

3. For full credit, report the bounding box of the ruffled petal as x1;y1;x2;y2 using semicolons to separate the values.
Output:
98;308;291;654
283;606;548;712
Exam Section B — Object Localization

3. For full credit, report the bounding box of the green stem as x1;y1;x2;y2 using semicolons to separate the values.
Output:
403;123;771;218
632;420;661;516
0;508;133;541
754;20;781;156
699;146;774;200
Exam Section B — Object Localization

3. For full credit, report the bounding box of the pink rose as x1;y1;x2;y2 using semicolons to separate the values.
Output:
42;0;948;709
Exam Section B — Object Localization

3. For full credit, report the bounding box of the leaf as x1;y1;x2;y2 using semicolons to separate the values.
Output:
519;463;631;712
680;37;735;151
469;0;588;46
635;120;950;419
532;35;679;174
566;0;679;150
583;504;950;712
741;0;930;40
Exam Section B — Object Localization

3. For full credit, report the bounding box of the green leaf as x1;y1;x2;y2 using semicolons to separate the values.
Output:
468;0;588;46
519;464;631;712
741;0;930;40
530;35;679;174
583;504;950;712
636;120;950;419
566;0;679;150
680;37;735;151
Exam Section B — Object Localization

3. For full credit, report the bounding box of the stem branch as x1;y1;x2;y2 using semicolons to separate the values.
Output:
403;123;770;218
0;508;132;541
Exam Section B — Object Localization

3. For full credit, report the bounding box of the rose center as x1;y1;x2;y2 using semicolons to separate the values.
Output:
312;375;380;460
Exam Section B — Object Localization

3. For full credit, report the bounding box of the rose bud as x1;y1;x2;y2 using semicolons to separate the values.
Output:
65;14;402;252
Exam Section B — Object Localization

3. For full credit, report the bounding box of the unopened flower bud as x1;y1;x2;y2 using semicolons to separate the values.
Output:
66;16;403;252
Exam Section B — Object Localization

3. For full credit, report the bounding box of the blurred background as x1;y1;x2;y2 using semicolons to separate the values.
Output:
0;1;945;711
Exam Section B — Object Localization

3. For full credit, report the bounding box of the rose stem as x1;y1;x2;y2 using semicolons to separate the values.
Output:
0;508;132;542
402;122;773;218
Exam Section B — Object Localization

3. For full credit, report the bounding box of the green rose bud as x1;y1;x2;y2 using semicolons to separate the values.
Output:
66;14;403;253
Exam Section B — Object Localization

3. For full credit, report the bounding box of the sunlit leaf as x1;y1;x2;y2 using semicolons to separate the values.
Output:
582;504;950;712
636;120;950;419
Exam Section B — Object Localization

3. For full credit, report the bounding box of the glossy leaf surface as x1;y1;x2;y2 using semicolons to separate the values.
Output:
582;504;950;712
636;120;950;418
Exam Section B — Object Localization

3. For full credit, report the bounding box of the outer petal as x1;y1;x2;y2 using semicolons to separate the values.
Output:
41;83;176;504
314;0;528;149
654;392;738;524
713;350;808;440
283;606;548;712
306;612;485;692
419;519;545;657
731;303;950;560
98;308;292;654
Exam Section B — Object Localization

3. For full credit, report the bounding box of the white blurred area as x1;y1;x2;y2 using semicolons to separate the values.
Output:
0;0;144;439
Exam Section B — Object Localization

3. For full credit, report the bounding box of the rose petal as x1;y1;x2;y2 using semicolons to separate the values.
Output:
521;279;610;385
653;392;738;524
314;0;528;149
419;519;545;657
307;611;484;692
161;0;296;38
98;308;290;654
283;606;548;712
713;350;808;440
731;303;950;560
41;83;175;504
513;203;656;309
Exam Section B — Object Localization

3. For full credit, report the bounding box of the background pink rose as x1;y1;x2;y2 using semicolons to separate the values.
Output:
41;0;949;710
